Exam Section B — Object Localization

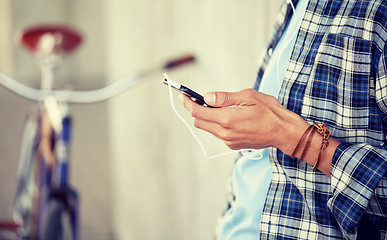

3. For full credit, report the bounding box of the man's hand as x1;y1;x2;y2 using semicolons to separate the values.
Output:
181;88;340;177
181;88;309;155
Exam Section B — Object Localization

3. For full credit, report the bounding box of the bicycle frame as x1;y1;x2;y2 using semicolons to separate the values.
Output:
0;24;195;240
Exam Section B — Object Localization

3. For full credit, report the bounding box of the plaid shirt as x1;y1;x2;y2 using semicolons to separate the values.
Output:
253;0;387;239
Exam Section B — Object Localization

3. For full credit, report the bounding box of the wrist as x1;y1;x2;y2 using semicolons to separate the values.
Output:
284;121;340;177
272;110;310;156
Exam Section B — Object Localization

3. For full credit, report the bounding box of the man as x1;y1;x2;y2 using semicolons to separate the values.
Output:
181;0;387;239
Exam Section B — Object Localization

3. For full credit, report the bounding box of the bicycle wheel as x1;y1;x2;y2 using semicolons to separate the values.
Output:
38;199;72;240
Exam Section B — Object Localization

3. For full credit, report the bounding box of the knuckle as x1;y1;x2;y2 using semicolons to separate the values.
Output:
220;131;233;142
220;116;233;129
268;95;278;103
190;108;199;118
224;140;233;148
243;88;255;98
182;99;188;109
261;93;279;105
193;118;201;128
216;92;230;106
183;99;194;113
225;142;238;150
222;93;231;106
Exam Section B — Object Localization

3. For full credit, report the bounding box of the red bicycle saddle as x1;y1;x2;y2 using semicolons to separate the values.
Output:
0;221;21;231
18;25;82;54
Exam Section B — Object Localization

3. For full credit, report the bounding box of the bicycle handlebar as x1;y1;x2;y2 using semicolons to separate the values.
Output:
163;55;195;70
0;55;195;103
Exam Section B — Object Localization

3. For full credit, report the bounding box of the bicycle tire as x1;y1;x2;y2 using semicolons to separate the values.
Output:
39;199;72;240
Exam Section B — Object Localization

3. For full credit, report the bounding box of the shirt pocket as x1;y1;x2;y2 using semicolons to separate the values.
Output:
302;33;372;130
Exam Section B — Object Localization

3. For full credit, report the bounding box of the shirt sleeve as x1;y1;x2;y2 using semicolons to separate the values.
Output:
329;143;386;235
327;40;387;238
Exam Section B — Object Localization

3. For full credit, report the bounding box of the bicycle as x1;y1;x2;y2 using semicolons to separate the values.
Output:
0;24;195;240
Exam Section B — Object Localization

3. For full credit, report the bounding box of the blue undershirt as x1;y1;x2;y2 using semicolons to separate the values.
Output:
217;0;308;239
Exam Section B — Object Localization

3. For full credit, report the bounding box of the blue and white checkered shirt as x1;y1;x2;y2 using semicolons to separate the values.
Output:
254;0;387;239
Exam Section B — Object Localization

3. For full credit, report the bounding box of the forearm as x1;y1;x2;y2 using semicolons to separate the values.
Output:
270;107;340;177
182;88;341;177
289;125;340;177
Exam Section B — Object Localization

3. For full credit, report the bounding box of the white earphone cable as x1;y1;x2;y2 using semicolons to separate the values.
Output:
164;73;263;160
287;0;296;13
276;0;300;87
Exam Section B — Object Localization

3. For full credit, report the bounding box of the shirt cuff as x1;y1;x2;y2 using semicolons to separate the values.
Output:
328;142;387;236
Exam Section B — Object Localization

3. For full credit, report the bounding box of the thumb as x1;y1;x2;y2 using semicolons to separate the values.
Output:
204;91;249;107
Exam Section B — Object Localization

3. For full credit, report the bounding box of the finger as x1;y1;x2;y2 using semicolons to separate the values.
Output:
204;89;256;108
181;93;228;123
180;93;200;112
193;118;242;143
192;118;223;139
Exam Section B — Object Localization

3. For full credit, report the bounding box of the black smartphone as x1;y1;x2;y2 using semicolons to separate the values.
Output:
163;78;216;108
